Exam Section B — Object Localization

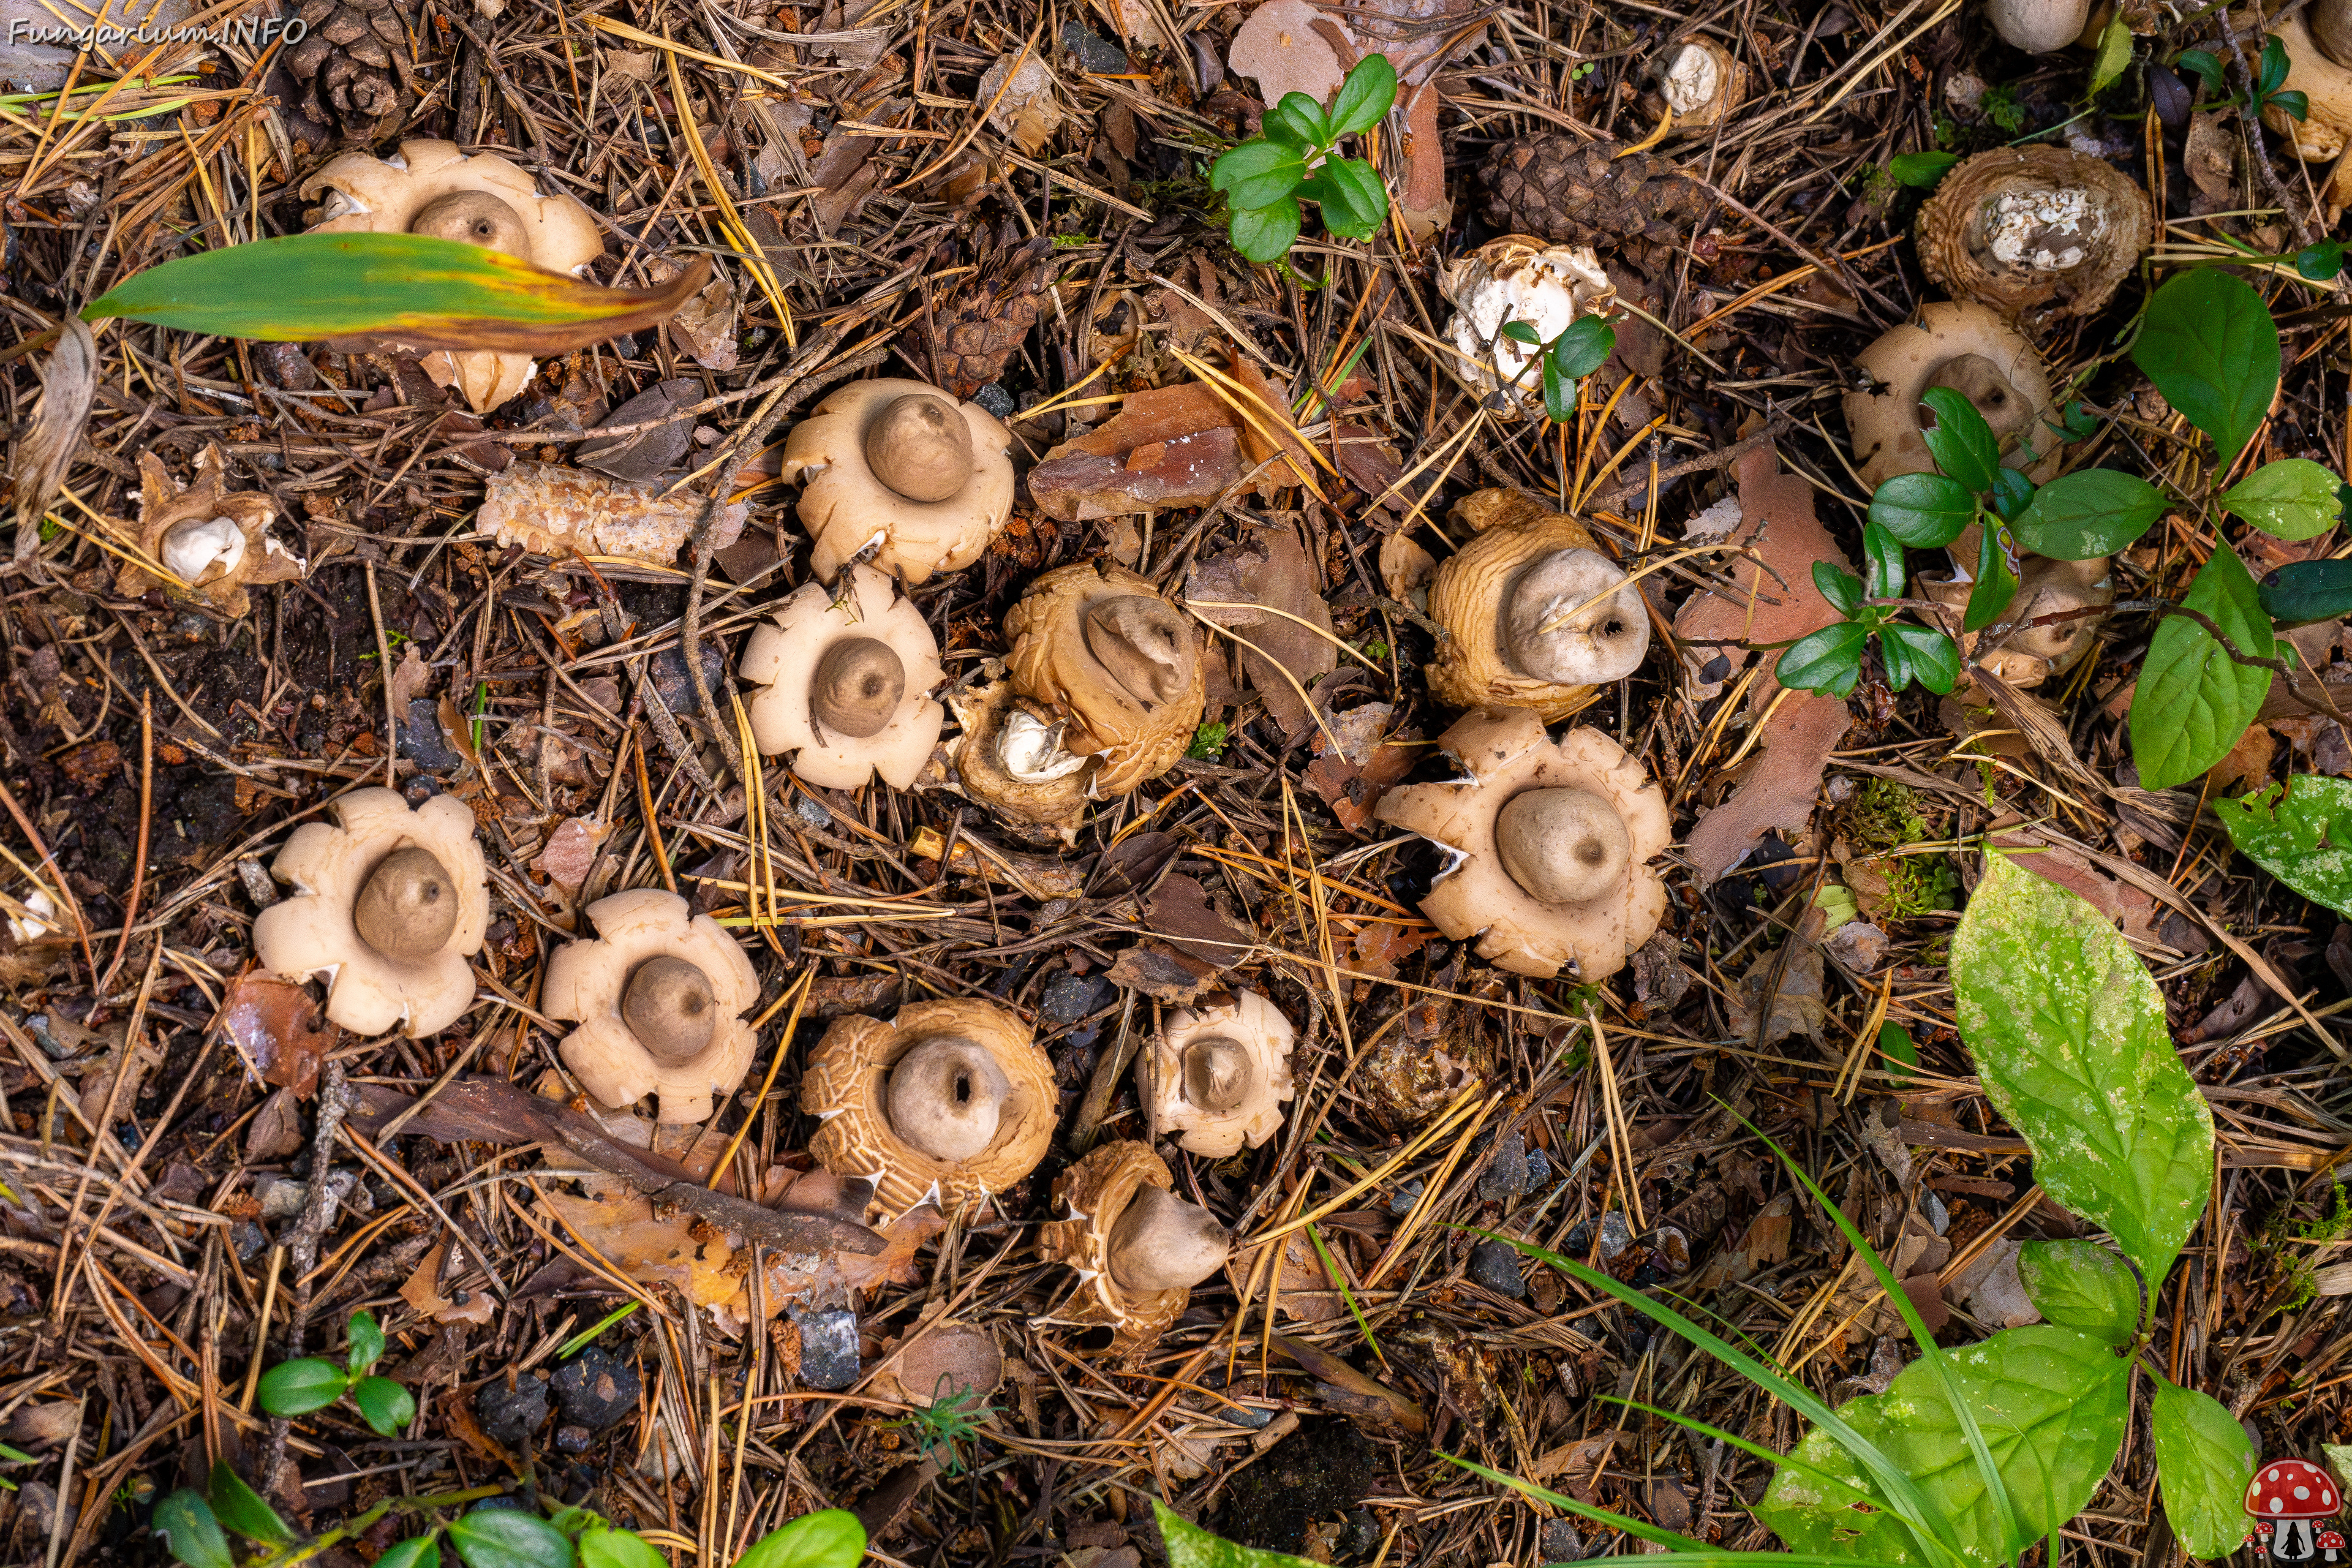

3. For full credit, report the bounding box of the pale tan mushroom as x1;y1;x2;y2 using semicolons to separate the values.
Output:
1920;554;2116;688
2262;3;2352;216
1039;1141;1229;1358
1985;0;2101;52
1139;989;1295;1157
1846;302;2063;489
944;677;1094;840
1660;37;1747;129
1916;147;2150;321
1439;238;1619;421
302;140;605;412
252;789;489;1036
1001;562;1205;798
543;888;761;1126
116;446;305;617
804;998;1055;1219
780;379;1016;585
1228;0;1350;113
1426;489;1649;721
870;1321;1006;1408
1374;706;1670;979
739;563;945;791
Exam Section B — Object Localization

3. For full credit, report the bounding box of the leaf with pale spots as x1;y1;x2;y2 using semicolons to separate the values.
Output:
2214;776;2352;919
1951;854;2214;1288
2150;1374;2258;1559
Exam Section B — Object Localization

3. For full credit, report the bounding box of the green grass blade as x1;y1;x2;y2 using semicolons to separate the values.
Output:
1598;1396;1879;1502
1304;1221;1384;1363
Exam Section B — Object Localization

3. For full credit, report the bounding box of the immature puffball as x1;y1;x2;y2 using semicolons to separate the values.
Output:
1984;0;2097;53
1439;237;1618;418
1108;1185;1232;1294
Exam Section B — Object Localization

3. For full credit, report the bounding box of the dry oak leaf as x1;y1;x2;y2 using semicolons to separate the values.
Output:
1672;448;1855;882
213;968;336;1098
1185;525;1336;733
398;1238;496;1325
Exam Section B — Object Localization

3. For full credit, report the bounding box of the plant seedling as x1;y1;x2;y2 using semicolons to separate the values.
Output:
255;1308;416;1438
1209;55;1396;265
1497;314;1618;425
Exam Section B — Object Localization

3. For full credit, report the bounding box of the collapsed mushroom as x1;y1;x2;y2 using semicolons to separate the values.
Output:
1440;238;1618;420
944;677;1094;840
1915;146;2150;321
1426;489;1649;720
870;1321;1006;1409
804;998;1055;1219
543;888;761;1126
1039;1140;1229;1357
302;139;605;412
1140;989;1296;1157
2263;3;2352;215
1845;301;2062;489
1920;553;2116;689
1375;706;1670;979
116;446;305;617
1659;37;1747;129
780;379;1017;585
995;562;1205;799
252;788;490;1036
739;563;945;791
1984;0;2100;53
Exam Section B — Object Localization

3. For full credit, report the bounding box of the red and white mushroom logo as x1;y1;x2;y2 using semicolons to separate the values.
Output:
2317;1529;2345;1562
2248;1460;2340;1564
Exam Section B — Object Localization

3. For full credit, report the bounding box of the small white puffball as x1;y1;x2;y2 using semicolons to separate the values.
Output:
162;516;246;584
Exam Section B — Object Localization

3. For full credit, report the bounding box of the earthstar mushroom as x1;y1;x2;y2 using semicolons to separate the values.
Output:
1139;989;1296;1157
1376;706;1670;979
1439;237;1618;420
1039;1140;1229;1357
945;678;1094;841
739;563;946;790
1915;146;2150;320
1984;0;2099;53
117;446;306;617
1845;301;2062;489
1426;489;1651;720
1660;37;1746;128
544;888;761;1126
780;379;1016;584
804;998;1054;1219
1000;562;1205;798
302;140;605;412
252;789;490;1036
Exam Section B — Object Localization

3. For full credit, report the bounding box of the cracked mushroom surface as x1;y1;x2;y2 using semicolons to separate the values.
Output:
1846;302;2062;489
804;998;1055;1219
780;378;1016;584
1039;1141;1229;1358
116;446;305;617
543;888;761;1126
252;789;489;1036
1140;989;1296;1157
1375;706;1670;979
1001;562;1205;798
1915;146;2150;320
1439;238;1618;420
1427;489;1650;720
301;139;605;412
739;563;945;791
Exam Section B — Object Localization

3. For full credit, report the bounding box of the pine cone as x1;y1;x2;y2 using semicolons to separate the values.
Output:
285;0;410;137
1476;136;1709;274
925;282;1043;398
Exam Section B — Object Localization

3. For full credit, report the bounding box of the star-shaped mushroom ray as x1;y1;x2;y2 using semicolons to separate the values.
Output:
739;562;946;790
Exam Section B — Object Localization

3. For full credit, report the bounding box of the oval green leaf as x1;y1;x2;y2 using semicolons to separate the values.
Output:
733;1509;870;1568
1813;561;1863;619
1158;1501;1322;1568
350;1375;417;1438
2130;543;2274;790
1776;620;1869;698
1548;315;1615;380
1228;196;1302;263
154;1490;232;1568
347;1308;385;1377
2010;469;2168;559
2150;1375;2258;1560
2258;558;2352;623
1209;140;1306;211
2221;457;2343;540
207;1461;295;1547
1327;52;1397;137
579;1525;668;1568
1951;853;2215;1287
1962;545;2018;633
1890;150;1958;188
86;234;711;356
1919;386;2001;495
1869;472;1976;547
2214;775;2352;917
1882;622;1959;695
376;1539;443;1568
2016;1239;2140;1344
1271;91;1329;147
1311;157;1388;239
2130;269;2280;468
1861;519;1905;601
257;1357;348;1417
447;1510;574;1568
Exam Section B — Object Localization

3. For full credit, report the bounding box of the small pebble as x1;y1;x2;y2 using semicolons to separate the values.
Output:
1468;1238;1527;1298
1561;1210;1634;1262
971;383;1016;419
1039;971;1112;1026
552;1423;592;1455
551;1346;640;1431
475;1376;550;1447
398;699;464;772
1387;1178;1424;1217
1058;21;1128;73
231;1221;269;1262
1523;1145;1551;1187
796;1308;862;1391
1540;1518;1585;1562
1476;1132;1529;1204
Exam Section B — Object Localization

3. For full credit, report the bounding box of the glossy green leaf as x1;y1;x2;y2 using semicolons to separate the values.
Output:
1758;1325;2130;1568
2258;558;2352;624
2016;1240;2140;1345
1815;561;1864;619
1159;1500;1329;1568
1270;91;1329;148
733;1509;870;1568
1549;315;1615;380
2214;776;2352;917
1989;466;2035;522
1951;853;2215;1286
154;1491;232;1568
1877;1021;1918;1083
2010;469;2168;559
1257;99;1319;152
1962;545;2018;634
207;1461;295;1547
257;1357;348;1417
1880;622;1922;694
1312;157;1387;239
1542;351;1571;425
1210;139;1306;211
350;1375;416;1437
1777;621;1870;698
1861;521;1905;602
1869;472;1976;547
2130;543;2274;790
1882;623;1959;695
2221;458;2343;540
2131;269;2280;467
347;1308;386;1377
85;234;709;355
579;1524;668;1568
447;1510;573;1568
1327;52;1397;137
2271;86;2312;121
1919;386;2001;495
376;1539;443;1568
2299;239;2347;282
2176;48;2223;92
1890;151;1958;188
2150;1376;2258;1559
2087;13;2133;96
1228;197;1301;263
2262;34;2291;96
1498;319;1542;345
